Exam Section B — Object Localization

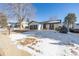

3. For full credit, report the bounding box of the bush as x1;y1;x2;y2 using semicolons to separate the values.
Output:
59;26;68;34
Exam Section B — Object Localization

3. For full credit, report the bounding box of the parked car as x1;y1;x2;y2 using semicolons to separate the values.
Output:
70;28;79;33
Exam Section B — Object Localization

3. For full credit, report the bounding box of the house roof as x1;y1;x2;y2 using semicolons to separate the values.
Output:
43;20;61;23
29;20;61;25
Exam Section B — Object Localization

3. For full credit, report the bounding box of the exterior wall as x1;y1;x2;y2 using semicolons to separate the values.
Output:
74;24;79;29
30;24;43;30
29;23;61;30
20;21;29;29
46;24;50;30
42;23;54;30
54;23;61;30
29;25;38;30
29;22;39;30
29;21;61;30
42;24;50;30
38;24;42;30
41;24;43;30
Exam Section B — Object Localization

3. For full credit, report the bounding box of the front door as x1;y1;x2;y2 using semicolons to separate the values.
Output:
43;24;47;30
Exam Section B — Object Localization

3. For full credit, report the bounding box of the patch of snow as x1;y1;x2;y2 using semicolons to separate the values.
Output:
9;33;27;41
0;28;5;32
23;30;79;44
16;38;65;56
9;30;79;56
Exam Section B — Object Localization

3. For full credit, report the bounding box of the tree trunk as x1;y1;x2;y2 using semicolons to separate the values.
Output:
72;23;75;29
67;20;69;32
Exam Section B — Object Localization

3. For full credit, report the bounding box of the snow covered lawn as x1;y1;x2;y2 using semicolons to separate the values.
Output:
0;28;5;32
9;30;79;56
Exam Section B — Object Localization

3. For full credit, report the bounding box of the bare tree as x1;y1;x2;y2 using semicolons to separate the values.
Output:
0;12;11;34
5;3;36;28
0;12;8;28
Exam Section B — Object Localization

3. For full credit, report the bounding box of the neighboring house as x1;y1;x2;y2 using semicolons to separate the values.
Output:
29;20;61;30
8;22;17;28
8;20;29;30
20;20;29;29
74;23;79;29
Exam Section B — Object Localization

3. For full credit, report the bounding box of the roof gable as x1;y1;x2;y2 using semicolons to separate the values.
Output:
29;21;40;25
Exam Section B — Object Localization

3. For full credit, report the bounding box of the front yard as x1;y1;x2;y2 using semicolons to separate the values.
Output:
9;30;79;56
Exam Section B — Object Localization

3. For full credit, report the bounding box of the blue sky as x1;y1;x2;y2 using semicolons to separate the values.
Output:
0;3;79;23
33;3;79;23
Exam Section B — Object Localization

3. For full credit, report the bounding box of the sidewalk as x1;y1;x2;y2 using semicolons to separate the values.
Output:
0;32;31;56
